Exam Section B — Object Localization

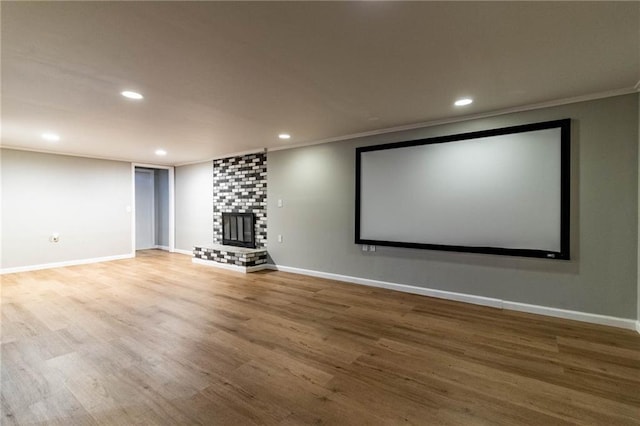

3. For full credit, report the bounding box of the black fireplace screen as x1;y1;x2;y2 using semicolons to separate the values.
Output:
222;212;255;248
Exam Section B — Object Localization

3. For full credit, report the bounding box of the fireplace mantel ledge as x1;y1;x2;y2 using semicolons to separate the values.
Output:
192;244;268;274
196;243;266;254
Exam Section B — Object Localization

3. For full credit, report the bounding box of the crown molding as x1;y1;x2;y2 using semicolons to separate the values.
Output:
268;86;638;153
0;145;155;167
3;87;637;165
173;148;267;167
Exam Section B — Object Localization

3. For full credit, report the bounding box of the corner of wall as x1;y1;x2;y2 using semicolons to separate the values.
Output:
637;92;640;325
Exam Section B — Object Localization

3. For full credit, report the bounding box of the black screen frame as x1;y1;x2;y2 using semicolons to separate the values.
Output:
355;119;571;260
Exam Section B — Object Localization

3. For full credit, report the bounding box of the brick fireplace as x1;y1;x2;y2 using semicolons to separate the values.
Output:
193;152;268;273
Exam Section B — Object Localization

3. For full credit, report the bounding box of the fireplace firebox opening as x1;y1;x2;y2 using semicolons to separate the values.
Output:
222;212;255;248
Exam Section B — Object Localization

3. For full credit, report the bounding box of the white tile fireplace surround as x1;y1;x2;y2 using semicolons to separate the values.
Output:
193;244;268;273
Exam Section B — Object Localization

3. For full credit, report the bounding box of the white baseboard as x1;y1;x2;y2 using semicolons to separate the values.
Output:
3;255;636;332
266;264;638;332
173;248;193;256
193;257;269;274
0;253;134;275
266;264;502;309
138;245;171;251
502;301;637;331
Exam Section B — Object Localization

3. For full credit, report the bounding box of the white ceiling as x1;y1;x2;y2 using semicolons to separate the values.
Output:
2;2;639;165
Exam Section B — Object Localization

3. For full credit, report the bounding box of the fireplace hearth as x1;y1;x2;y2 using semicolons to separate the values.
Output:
222;212;255;248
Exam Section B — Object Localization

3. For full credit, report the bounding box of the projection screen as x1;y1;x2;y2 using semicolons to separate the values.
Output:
355;119;570;259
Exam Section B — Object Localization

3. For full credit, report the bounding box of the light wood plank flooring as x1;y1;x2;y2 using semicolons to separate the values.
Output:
2;250;639;425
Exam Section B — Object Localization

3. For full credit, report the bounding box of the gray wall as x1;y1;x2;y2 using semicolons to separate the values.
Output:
268;94;639;319
1;149;132;269
154;168;170;247
175;161;213;252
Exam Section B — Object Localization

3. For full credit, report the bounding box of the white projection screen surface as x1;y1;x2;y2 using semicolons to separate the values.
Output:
355;119;570;259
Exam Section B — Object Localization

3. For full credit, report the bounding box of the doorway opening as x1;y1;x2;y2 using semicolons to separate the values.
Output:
133;164;174;254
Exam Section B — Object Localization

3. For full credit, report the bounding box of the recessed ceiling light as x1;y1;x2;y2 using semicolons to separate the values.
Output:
41;132;60;142
278;133;291;140
121;90;144;100
454;98;473;106
155;149;167;156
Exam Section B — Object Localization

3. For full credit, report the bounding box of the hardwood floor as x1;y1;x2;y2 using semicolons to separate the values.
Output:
2;250;639;425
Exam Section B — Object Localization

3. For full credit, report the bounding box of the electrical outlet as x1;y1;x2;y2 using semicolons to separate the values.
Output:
369;245;376;252
361;244;369;252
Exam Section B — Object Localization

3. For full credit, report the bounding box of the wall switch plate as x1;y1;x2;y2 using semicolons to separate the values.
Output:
277;199;283;208
277;234;283;243
369;245;376;252
361;244;368;251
